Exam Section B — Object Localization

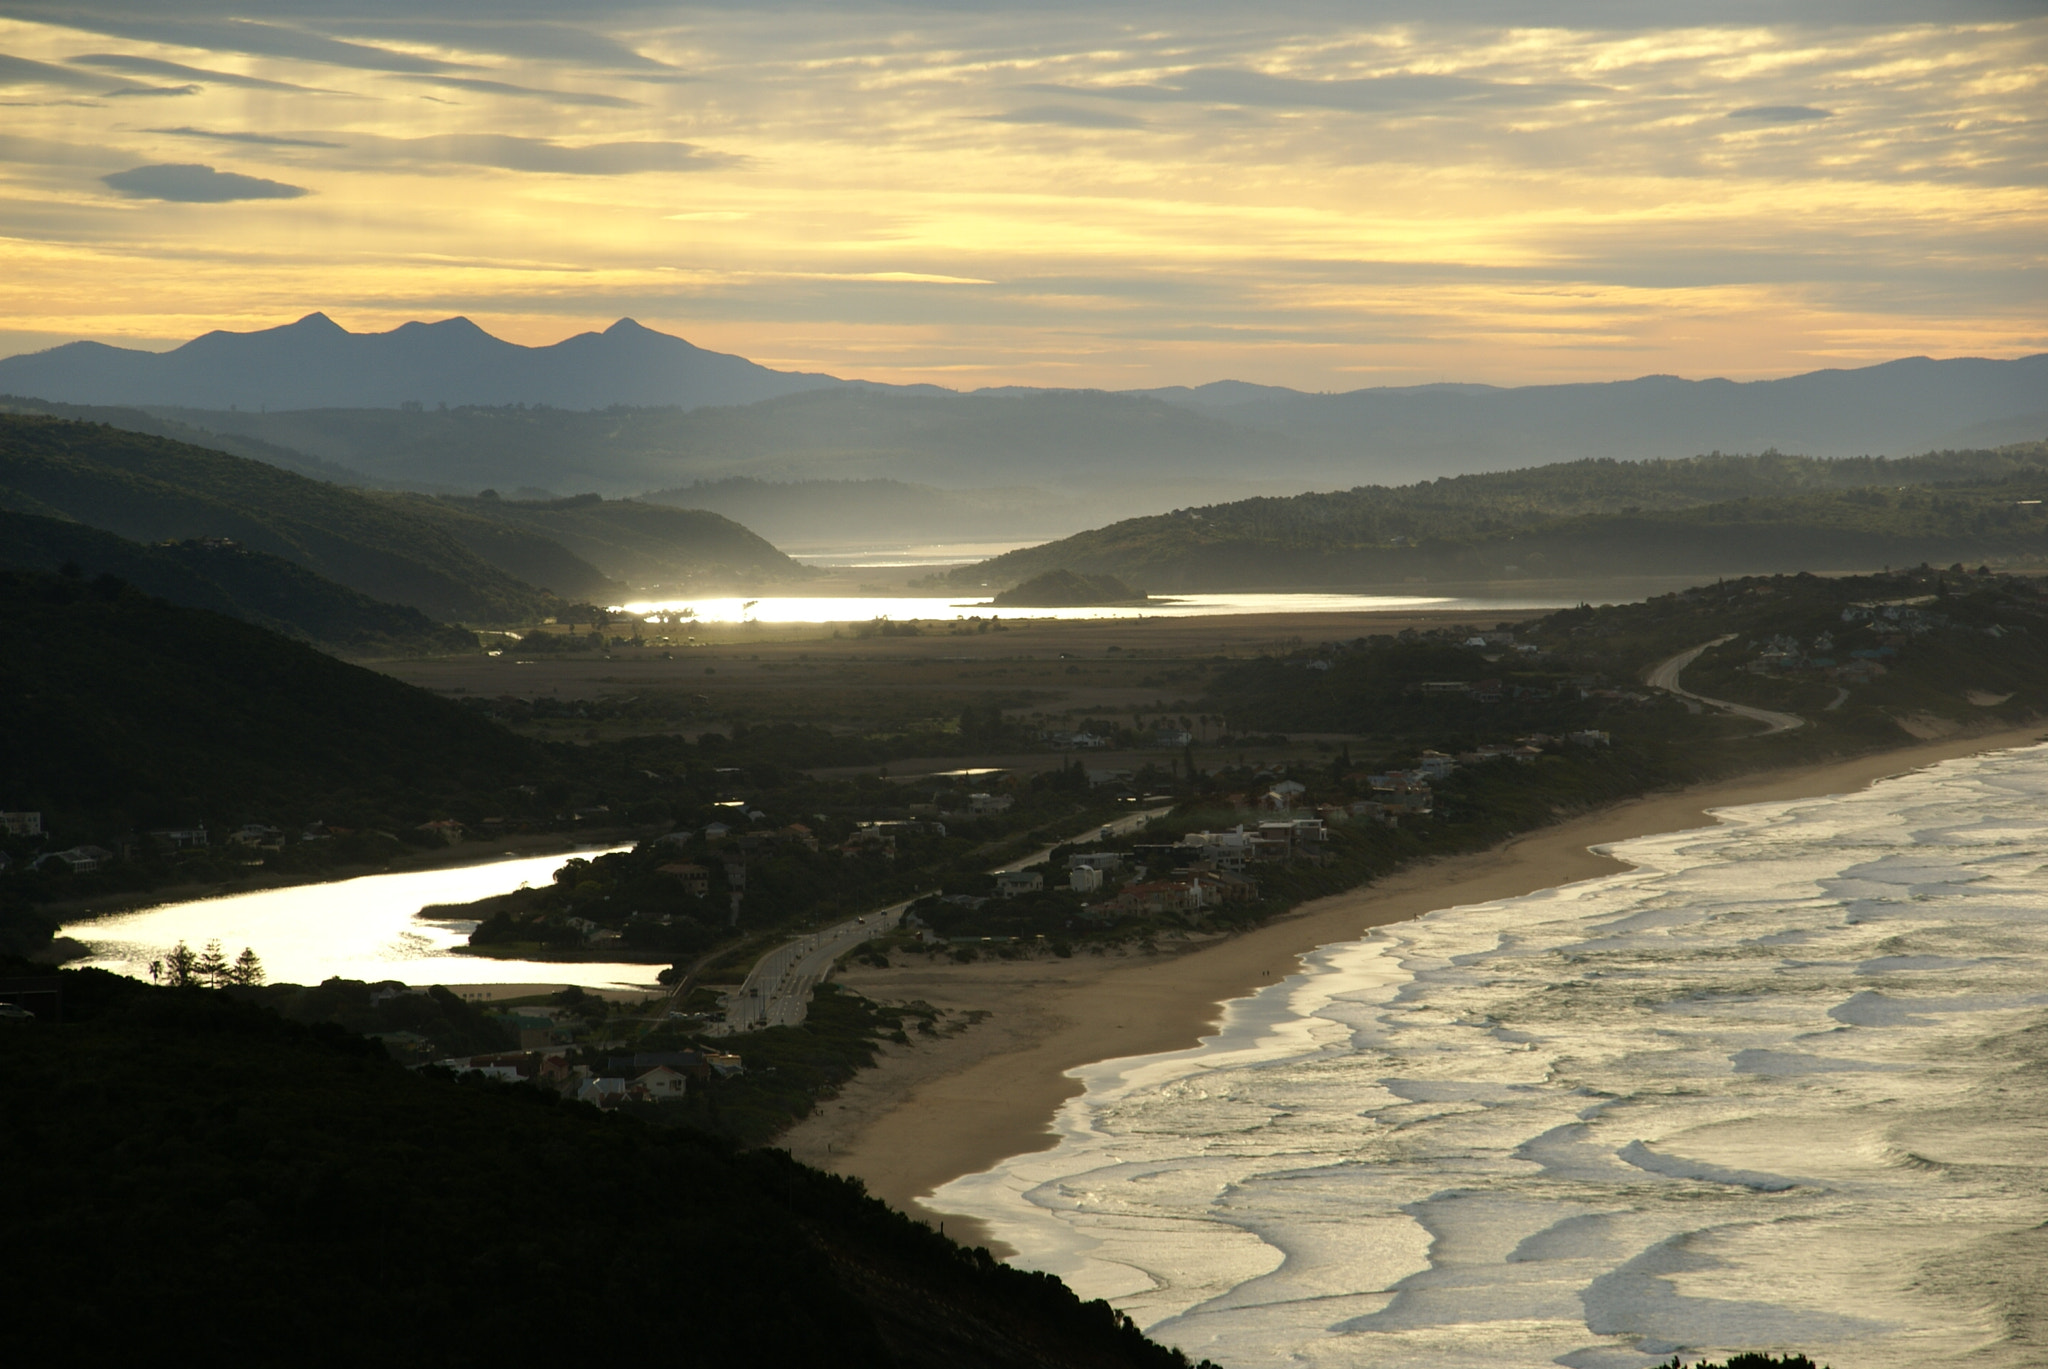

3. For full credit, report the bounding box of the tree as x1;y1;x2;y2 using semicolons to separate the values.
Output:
228;947;265;987
197;939;229;988
164;941;198;987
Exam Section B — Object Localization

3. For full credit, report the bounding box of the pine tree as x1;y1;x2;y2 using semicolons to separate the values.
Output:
229;947;265;987
197;939;229;989
164;941;198;988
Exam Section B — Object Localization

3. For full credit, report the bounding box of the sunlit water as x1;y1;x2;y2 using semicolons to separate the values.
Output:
620;591;1573;624
59;847;655;991
935;743;2048;1369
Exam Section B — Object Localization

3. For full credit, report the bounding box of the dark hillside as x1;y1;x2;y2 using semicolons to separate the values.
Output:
0;966;1213;1369
0;414;594;620
0;568;540;829
0;509;474;655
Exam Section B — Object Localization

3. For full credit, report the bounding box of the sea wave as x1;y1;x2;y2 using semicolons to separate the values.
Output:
934;742;2048;1368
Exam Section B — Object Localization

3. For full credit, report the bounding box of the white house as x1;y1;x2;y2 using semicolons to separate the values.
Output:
1070;866;1105;893
996;869;1044;897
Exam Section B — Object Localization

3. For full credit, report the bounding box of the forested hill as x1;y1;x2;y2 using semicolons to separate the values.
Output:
0;509;474;656
0;414;589;621
954;443;2048;591
0;567;541;835
0;965;1214;1368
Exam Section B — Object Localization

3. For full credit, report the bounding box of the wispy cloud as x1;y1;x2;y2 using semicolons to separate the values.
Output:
1728;105;1833;121
392;74;639;109
356;133;737;176
975;105;1147;130
70;52;330;92
101;162;309;202
147;126;345;149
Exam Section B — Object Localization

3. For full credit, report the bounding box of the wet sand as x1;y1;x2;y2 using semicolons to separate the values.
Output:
778;724;2048;1253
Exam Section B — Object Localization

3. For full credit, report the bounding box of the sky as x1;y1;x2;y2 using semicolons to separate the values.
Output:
0;1;2043;390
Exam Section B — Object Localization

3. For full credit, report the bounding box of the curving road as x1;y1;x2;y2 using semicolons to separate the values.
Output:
1645;635;1804;735
721;804;1173;1032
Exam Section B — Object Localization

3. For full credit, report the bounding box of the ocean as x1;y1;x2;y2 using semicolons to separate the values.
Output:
934;742;2048;1368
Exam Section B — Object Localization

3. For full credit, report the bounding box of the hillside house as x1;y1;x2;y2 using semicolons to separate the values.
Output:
996;869;1043;898
631;1066;689;1101
1070;865;1105;893
0;812;42;837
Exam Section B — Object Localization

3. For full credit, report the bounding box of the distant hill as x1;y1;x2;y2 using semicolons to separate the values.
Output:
433;492;815;593
0;313;847;411
0;414;590;621
0;509;475;656
1131;354;2048;477
0;394;378;487
957;443;2048;591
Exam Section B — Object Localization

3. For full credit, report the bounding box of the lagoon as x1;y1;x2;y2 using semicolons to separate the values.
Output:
619;590;1575;625
59;847;654;992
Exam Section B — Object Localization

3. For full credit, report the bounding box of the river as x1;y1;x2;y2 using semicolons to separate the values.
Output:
58;847;655;992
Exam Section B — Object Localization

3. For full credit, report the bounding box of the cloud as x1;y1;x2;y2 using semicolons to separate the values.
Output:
363;134;736;175
101;162;309;202
1728;105;1834;122
148;126;345;148
70;52;331;93
23;16;465;75
103;83;202;99
976;104;1147;130
1041;68;1608;114
0;50;163;94
393;74;639;109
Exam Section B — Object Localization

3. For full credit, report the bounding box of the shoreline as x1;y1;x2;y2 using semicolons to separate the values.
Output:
779;723;2048;1254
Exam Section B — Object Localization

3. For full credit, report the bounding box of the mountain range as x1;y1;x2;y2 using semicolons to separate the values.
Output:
3;317;2042;504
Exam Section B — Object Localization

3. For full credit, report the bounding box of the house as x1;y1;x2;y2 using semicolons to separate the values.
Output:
31;845;112;874
968;792;1014;816
706;1052;745;1078
149;824;209;849
778;823;820;852
1414;752;1458;780
658;862;711;897
414;819;464;844
1085;767;1135;787
1070;865;1105;893
1106;878;1208;916
230;824;284;850
703;821;732;840
632;1066;689;1101
1068;850;1124;873
996;869;1043;898
0;812;42;837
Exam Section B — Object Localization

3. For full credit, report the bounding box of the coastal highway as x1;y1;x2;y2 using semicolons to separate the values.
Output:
1646;636;1805;735
722;804;1172;1032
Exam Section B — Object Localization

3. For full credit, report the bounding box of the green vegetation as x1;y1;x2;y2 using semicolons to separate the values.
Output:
953;443;2048;590
0;961;1215;1368
0;508;474;655
991;568;1145;606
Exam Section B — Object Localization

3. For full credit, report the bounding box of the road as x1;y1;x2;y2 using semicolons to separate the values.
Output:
721;804;1173;1032
1645;636;1805;735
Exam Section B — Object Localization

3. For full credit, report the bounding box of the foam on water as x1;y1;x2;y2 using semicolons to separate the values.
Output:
935;743;2048;1367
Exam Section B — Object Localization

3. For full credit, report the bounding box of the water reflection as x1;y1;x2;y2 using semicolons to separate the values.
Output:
60;847;654;991
619;590;1572;624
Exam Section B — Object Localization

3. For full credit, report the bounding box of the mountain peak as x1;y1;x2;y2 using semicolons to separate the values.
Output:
288;312;345;333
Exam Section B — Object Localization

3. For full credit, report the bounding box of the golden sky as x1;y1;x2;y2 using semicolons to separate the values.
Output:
0;2;2042;389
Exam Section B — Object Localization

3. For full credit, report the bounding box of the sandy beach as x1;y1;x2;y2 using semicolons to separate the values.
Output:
779;723;2048;1253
